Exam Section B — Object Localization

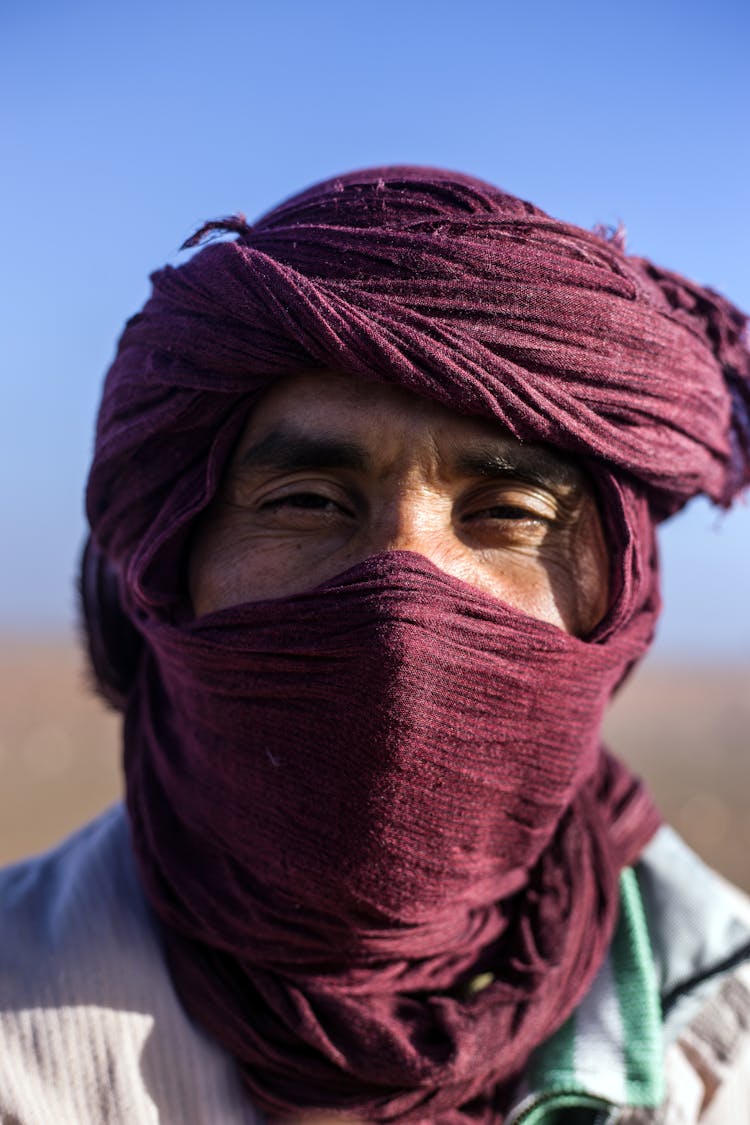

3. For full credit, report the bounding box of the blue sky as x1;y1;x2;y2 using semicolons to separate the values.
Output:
2;0;748;658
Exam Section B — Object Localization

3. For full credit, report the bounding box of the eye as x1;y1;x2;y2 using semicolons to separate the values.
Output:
456;482;563;551
260;491;342;512
461;485;558;524
253;483;359;527
466;503;549;522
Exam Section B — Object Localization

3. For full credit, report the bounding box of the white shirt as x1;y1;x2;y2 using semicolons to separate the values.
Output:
2;804;750;1123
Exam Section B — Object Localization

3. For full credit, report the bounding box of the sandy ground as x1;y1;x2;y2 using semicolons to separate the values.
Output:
0;641;748;891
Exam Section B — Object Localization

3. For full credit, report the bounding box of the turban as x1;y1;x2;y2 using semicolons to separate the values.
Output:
83;167;750;1122
88;166;750;603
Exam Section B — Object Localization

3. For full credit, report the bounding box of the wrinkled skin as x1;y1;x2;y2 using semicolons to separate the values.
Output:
190;371;609;635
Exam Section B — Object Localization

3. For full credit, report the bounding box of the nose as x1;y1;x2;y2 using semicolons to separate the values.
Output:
363;491;462;576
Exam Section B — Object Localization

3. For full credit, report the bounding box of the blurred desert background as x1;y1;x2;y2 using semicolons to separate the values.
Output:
0;638;747;891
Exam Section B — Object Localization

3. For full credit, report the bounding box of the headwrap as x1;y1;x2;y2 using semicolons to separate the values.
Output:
83;167;750;1123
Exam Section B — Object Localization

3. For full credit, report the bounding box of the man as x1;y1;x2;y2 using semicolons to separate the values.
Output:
1;166;750;1123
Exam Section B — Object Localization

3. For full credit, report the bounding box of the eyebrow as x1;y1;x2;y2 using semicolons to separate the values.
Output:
454;446;579;491
237;430;369;473
236;427;580;492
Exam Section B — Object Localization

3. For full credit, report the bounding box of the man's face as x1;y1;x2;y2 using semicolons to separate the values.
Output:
189;371;609;635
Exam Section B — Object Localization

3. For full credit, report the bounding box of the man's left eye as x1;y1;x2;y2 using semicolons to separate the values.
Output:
465;503;549;523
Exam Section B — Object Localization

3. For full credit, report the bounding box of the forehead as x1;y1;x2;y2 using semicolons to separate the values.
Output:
234;370;584;490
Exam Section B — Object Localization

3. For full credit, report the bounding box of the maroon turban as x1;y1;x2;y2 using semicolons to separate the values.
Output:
84;167;750;1122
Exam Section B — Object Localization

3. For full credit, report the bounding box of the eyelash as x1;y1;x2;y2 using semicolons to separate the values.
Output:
465;504;547;523
263;493;333;509
259;491;357;516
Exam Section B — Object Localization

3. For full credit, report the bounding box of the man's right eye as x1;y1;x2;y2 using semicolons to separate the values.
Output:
262;492;338;510
255;488;358;521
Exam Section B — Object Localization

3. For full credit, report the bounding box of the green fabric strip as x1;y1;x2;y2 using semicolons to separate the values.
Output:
511;1091;610;1124
611;867;664;1105
526;998;576;1089
519;866;664;1120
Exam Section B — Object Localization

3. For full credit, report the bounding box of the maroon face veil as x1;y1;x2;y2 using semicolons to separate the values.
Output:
84;168;750;1123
